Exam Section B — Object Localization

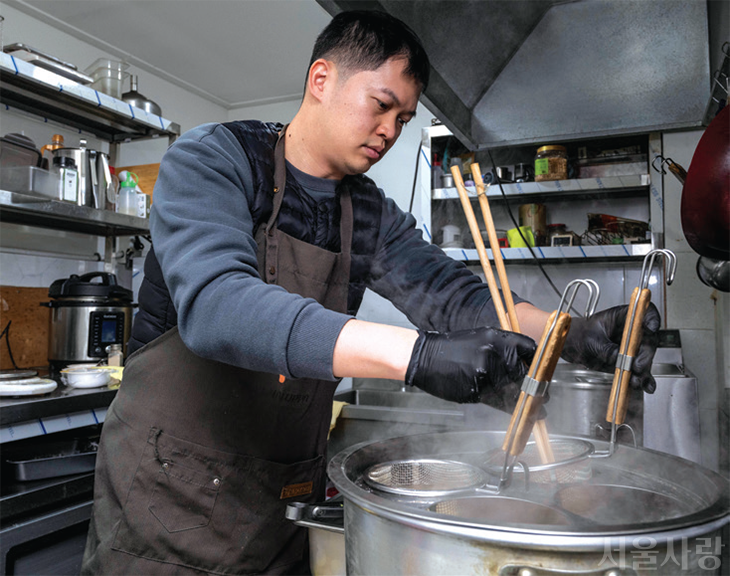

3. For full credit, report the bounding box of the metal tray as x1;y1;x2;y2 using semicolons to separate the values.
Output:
3;438;98;481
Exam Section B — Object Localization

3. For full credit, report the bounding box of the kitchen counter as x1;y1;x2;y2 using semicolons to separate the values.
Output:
1;375;117;442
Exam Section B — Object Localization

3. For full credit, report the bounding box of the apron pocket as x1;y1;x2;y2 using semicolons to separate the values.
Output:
112;428;324;575
149;461;219;532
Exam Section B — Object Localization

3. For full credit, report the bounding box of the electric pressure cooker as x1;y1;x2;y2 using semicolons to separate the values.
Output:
42;272;134;370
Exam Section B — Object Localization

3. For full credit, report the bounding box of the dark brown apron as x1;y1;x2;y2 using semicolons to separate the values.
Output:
82;126;352;575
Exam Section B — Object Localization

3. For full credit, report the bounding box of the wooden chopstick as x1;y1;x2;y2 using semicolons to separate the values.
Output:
469;164;555;463
451;163;554;464
470;165;520;333
449;166;510;331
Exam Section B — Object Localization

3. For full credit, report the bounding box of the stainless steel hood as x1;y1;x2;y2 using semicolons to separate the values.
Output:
316;0;712;150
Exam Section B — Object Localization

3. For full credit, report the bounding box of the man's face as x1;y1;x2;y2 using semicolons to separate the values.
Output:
319;57;421;179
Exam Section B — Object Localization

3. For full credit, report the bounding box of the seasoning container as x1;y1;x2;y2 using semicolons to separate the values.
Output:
534;145;568;182
547;223;568;246
52;155;79;203
40;134;64;168
519;204;547;246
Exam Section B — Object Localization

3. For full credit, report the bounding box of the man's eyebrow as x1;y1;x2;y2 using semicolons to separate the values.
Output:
378;87;418;117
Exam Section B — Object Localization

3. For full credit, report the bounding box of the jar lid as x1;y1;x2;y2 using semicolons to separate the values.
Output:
537;145;567;153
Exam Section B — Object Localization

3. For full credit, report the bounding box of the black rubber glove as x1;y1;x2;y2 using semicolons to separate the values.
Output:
562;303;661;393
405;327;537;410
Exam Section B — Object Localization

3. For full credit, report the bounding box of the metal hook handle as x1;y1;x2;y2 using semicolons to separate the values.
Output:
651;155;667;175
557;278;601;317
639;249;677;290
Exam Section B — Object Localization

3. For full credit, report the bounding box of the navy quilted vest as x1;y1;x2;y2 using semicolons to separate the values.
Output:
128;121;381;354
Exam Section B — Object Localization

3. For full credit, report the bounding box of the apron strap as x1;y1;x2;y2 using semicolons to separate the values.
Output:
265;123;353;259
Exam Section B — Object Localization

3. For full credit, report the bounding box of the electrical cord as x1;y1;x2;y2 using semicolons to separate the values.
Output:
1;320;20;370
408;140;422;213
486;150;583;317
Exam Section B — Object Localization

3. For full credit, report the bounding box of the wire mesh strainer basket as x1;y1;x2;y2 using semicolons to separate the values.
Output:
430;496;572;526
486;439;595;485
363;459;489;497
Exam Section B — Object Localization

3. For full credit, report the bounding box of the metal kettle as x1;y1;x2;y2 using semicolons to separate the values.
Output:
52;141;111;209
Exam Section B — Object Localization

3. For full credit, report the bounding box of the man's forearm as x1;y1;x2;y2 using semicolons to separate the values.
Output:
515;302;551;342
332;319;419;380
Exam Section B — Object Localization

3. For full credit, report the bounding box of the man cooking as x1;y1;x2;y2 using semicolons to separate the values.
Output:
82;10;659;575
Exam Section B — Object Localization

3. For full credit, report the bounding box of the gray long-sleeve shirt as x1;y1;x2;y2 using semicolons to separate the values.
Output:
150;122;525;381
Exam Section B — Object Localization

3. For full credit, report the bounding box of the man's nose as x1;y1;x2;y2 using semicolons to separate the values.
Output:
377;116;398;141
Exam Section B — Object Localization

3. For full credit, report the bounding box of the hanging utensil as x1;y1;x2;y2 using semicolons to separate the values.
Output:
602;248;676;455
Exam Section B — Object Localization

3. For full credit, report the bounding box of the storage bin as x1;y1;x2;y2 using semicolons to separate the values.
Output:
84;58;129;98
0;166;59;199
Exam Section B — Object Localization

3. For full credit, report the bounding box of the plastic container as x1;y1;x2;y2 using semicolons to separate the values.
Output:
534;145;568;182
84;58;129;99
117;171;139;216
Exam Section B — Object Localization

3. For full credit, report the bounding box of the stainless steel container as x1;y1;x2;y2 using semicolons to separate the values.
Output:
328;430;729;575
545;364;644;444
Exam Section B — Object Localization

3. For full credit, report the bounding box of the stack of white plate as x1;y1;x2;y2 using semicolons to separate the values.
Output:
0;369;57;397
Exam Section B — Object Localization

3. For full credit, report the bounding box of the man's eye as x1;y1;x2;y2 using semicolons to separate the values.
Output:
398;117;409;127
376;99;388;110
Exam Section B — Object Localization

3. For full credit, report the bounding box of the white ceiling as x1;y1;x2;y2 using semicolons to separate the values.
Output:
8;0;333;109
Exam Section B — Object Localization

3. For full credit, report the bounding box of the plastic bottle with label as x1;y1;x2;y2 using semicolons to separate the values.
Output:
117;171;139;216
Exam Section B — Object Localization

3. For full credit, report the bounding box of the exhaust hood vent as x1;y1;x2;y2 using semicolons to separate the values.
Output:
316;0;710;150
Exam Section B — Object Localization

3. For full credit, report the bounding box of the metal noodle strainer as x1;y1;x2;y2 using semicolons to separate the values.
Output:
596;248;677;457
485;438;595;485
363;458;492;497
497;279;601;488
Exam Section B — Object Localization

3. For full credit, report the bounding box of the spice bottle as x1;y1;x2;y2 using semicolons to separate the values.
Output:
52;156;79;203
534;145;568;182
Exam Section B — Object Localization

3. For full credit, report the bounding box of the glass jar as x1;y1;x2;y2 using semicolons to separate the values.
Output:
534;145;568;182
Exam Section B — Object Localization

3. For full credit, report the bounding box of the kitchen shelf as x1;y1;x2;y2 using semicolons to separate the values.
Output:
0;52;180;143
0;190;149;236
431;174;651;200
442;243;653;263
419;125;663;265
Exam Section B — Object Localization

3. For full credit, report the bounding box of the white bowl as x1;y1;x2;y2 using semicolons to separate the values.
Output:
61;367;113;388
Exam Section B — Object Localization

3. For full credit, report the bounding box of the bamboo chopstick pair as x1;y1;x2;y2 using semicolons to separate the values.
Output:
449;163;555;464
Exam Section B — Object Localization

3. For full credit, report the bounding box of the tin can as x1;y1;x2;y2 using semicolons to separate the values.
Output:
519;203;547;245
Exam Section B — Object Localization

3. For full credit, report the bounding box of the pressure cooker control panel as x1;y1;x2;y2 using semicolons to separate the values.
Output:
88;311;126;357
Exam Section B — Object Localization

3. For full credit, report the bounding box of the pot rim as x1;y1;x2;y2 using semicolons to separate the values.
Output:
328;431;730;548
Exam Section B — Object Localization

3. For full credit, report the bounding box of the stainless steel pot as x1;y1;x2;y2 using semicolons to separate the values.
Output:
546;364;643;443
328;430;729;575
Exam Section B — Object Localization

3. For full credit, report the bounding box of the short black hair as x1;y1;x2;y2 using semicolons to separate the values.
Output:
309;10;430;90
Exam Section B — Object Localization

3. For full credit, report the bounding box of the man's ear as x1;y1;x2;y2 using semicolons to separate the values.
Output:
307;58;334;103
